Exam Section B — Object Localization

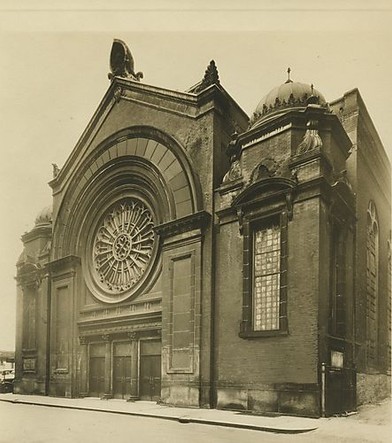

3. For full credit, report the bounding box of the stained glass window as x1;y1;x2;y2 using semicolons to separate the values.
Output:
253;224;281;331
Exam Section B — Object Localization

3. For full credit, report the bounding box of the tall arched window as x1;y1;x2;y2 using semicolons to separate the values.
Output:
366;201;379;363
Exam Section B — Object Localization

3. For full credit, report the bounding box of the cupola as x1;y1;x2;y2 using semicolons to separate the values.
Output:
250;68;328;128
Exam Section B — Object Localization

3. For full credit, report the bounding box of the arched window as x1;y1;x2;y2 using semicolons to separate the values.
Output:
366;201;379;363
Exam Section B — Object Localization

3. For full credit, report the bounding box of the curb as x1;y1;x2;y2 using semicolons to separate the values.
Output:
0;397;317;434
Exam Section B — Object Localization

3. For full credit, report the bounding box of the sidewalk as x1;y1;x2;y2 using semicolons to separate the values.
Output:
0;393;320;434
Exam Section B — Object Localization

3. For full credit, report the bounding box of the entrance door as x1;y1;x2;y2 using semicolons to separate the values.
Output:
113;341;132;399
89;343;106;397
113;357;132;398
89;357;105;397
139;340;161;401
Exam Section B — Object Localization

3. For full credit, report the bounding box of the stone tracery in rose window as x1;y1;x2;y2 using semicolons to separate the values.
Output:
93;200;155;293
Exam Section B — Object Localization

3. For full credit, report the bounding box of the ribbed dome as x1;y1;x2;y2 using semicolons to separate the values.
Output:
35;205;52;226
250;79;327;128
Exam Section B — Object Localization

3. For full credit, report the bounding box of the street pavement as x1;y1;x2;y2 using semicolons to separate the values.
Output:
0;394;390;442
0;393;319;433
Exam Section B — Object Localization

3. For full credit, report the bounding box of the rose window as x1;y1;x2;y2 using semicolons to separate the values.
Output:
93;200;155;293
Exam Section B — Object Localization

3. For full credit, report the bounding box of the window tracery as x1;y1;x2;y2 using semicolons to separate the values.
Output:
93;199;155;293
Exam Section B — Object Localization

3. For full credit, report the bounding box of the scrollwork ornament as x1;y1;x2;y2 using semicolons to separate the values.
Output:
297;119;323;155
127;331;138;341
223;159;242;183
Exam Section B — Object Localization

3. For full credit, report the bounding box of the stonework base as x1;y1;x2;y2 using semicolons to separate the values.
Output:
13;379;46;396
216;384;320;417
357;372;391;405
160;384;200;407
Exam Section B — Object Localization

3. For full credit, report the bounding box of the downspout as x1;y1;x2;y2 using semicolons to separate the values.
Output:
209;132;217;410
321;362;326;416
45;264;52;396
352;220;357;409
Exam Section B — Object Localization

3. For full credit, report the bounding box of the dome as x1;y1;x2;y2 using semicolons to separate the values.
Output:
35;205;52;227
250;75;327;128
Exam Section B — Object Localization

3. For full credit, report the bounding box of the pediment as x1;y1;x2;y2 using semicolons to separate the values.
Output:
232;177;297;208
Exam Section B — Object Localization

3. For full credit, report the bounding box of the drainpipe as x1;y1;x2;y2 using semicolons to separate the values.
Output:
321;362;326;416
352;222;357;409
45;265;51;396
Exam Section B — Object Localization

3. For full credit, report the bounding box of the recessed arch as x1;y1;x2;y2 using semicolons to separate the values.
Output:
51;126;204;304
52;127;203;259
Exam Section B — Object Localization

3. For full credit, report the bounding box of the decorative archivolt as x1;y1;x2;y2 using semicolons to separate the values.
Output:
53;129;203;260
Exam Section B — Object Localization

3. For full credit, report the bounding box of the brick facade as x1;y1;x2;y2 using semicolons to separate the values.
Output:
15;41;390;417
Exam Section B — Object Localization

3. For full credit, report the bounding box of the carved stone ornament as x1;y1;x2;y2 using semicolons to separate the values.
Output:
52;163;60;178
93;199;155;294
192;60;220;93
16;262;42;289
223;159;242;183
108;39;143;81
222;132;242;183
333;169;353;192
250;158;280;183
127;331;138;340
113;86;125;103
79;336;88;345
297;120;323;155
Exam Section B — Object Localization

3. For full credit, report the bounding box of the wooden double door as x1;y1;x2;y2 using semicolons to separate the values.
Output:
113;342;133;399
88;338;161;400
89;356;105;397
139;340;161;401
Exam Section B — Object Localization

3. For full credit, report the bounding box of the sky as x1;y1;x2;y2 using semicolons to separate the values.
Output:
0;2;391;350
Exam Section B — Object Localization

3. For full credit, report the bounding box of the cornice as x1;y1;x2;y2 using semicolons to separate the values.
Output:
49;255;81;273
236;106;352;159
289;148;333;171
154;210;211;239
114;77;198;106
232;177;297;208
49;77;247;198
21;225;52;243
78;315;161;333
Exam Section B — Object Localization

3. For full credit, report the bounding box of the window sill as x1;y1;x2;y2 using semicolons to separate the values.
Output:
239;329;288;339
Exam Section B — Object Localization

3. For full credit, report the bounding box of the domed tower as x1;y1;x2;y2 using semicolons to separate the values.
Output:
250;71;328;127
215;71;356;416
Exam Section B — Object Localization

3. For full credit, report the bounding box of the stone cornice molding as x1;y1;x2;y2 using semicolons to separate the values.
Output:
154;211;211;239
21;225;52;244
48;255;81;274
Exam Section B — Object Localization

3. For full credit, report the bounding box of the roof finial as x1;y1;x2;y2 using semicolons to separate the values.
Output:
285;67;293;84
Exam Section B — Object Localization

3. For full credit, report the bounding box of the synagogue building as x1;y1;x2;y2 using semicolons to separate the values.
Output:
15;40;391;417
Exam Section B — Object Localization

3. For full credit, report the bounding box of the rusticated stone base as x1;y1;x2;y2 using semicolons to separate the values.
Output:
357;372;391;405
216;383;320;417
160;384;200;407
